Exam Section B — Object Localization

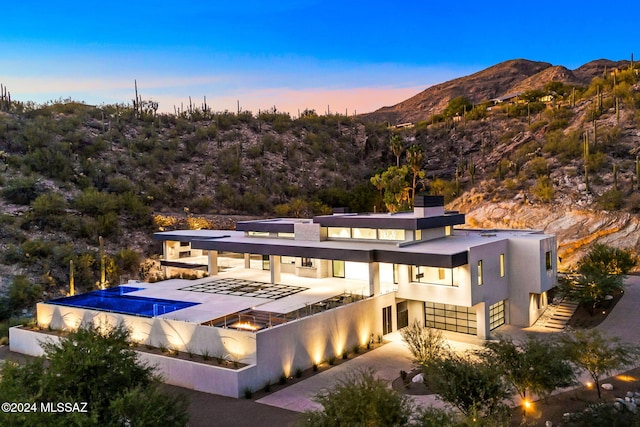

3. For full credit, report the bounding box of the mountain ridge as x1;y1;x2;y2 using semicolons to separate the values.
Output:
361;58;631;124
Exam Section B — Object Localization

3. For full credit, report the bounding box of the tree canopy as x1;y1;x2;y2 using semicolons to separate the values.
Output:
480;335;575;402
423;352;512;423
561;244;637;311
303;368;415;427
0;323;189;426
561;329;640;399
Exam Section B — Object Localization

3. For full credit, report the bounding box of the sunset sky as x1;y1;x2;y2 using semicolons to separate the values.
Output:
1;1;637;115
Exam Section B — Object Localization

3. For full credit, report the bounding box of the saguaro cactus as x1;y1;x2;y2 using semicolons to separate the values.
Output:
584;132;590;192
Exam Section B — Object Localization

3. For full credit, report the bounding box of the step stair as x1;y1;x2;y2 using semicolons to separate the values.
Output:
533;299;580;330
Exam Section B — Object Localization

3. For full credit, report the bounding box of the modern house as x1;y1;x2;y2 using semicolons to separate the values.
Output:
11;195;557;397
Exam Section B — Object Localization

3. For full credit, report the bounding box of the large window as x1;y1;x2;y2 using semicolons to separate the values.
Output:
489;300;506;330
281;256;296;264
328;227;350;238
332;260;345;278
425;302;477;335
410;266;456;286
477;260;483;285
500;254;505;277
378;229;405;241
248;231;269;237
301;257;314;268
352;228;376;239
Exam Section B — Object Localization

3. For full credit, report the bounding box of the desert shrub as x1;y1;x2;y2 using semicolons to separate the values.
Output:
531;176;555;203
598;189;624;211
2;275;42;316
2;176;42;205
529;119;548;133
118;192;152;227
190;196;214;213
107;176;137;194
28;193;68;229
542;130;582;163
587;151;607;173
73;188;119;216
525;157;549;178
246;144;263;159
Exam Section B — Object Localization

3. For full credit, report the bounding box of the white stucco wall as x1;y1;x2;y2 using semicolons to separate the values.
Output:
9;326;253;398
507;235;557;326
35;303;257;364
250;293;396;391
469;239;510;307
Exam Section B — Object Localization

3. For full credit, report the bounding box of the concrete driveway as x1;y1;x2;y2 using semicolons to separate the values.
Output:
257;277;640;413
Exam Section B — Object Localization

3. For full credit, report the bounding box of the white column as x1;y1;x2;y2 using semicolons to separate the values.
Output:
270;255;281;284
208;251;218;276
244;253;251;269
368;262;380;296
476;302;490;339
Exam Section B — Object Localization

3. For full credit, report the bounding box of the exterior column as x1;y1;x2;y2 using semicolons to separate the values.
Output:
244;253;251;269
398;264;410;286
270;255;281;284
208;250;218;276
162;241;170;278
368;262;380;296
476;302;490;339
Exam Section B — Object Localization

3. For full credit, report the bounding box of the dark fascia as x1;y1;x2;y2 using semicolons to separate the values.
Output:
235;220;295;233
153;233;196;242
160;260;209;270
312;213;466;230
153;232;231;242
191;239;468;268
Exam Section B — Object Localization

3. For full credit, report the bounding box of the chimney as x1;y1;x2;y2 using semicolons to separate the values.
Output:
414;195;444;218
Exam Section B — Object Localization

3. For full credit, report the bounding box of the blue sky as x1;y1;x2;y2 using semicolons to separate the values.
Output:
1;1;637;115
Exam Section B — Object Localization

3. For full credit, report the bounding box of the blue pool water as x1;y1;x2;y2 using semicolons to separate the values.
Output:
49;286;199;317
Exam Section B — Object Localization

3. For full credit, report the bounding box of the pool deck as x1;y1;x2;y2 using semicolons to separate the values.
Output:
97;269;373;324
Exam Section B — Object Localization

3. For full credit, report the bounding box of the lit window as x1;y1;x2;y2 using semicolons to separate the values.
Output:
352;228;376;239
328;227;350;238
438;268;445;280
248;231;269;237
445;226;452;236
277;232;295;239
500;254;505;277
332;260;345;278
477;260;483;285
378;229;406;241
415;230;422;240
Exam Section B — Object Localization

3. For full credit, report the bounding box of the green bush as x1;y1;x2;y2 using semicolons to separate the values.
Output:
73;188;119;216
598;189;624;210
2;177;42;205
6;275;42;315
532;176;555;203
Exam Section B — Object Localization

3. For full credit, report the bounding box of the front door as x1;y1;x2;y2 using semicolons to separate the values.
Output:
396;301;409;329
382;306;392;335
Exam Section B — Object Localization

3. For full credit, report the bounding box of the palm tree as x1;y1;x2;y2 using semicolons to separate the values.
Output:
406;144;425;205
390;134;404;167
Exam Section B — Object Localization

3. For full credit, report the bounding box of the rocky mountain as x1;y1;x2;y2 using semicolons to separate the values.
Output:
361;58;631;125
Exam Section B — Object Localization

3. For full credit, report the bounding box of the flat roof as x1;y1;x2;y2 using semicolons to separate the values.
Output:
154;227;552;269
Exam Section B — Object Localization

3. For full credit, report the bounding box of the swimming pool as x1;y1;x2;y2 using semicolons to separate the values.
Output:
48;286;200;317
